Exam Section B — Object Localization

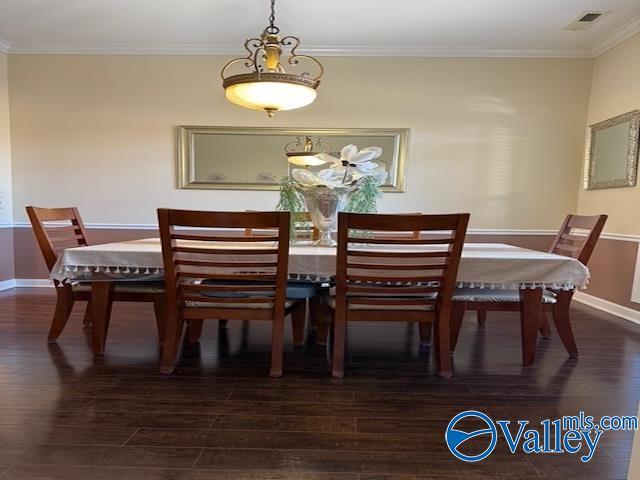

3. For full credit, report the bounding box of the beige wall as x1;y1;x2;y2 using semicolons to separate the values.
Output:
0;52;14;282
7;55;592;229
577;32;640;235
0;53;11;224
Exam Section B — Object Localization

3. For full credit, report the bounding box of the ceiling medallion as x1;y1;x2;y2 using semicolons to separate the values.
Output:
221;0;324;117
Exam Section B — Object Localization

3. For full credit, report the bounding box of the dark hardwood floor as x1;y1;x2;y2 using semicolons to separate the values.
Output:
0;288;638;479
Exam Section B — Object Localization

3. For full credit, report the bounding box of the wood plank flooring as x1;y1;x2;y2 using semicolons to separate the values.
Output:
0;288;638;479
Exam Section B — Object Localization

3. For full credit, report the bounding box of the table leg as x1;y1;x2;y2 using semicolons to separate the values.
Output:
519;287;542;366
90;282;114;356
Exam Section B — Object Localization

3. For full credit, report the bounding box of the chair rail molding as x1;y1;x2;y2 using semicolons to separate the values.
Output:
7;221;640;241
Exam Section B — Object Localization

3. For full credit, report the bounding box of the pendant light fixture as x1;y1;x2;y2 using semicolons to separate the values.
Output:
221;0;324;117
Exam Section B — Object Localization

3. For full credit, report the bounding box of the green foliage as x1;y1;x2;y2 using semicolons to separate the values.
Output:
346;176;381;214
276;177;307;239
345;176;381;238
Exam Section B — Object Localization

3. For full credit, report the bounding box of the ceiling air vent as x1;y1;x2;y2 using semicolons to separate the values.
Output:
579;13;603;22
563;11;610;31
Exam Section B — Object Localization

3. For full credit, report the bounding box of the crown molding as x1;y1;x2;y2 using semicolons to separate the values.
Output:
592;14;640;57
0;38;11;54
8;43;241;55
289;46;594;58
6;43;594;58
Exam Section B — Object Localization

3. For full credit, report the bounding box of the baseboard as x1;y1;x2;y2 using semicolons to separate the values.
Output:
573;292;640;325
13;279;54;288
0;279;16;291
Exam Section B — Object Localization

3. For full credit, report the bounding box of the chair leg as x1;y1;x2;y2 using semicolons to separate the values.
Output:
82;301;92;327
434;310;452;378
539;312;552;338
152;293;167;345
308;297;319;331
186;319;204;343
310;295;330;346
418;322;432;347
160;312;185;374
270;314;285;378
47;287;75;343
552;291;578;358
450;302;466;353
476;310;487;326
331;306;346;379
291;301;306;347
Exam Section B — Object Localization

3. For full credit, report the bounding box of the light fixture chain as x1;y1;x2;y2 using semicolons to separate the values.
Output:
266;0;279;34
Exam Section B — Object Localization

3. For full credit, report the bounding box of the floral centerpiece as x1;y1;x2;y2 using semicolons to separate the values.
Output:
277;144;388;245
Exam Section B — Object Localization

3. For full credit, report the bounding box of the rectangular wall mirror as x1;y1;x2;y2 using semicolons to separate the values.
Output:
584;110;640;190
178;126;409;192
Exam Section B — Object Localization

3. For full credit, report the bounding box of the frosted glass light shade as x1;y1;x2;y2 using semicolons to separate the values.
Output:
287;155;327;166
225;81;317;114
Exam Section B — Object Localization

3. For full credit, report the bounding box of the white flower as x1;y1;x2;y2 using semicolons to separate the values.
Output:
292;144;387;188
318;145;382;167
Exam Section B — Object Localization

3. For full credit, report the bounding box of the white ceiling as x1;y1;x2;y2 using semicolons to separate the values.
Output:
0;0;639;57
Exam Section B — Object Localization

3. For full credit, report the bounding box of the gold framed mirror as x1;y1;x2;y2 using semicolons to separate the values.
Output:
177;126;409;192
584;110;640;190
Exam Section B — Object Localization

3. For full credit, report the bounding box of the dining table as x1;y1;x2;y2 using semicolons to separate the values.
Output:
51;238;590;364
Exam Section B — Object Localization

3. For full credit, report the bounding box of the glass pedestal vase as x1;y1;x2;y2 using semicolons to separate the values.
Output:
297;185;354;246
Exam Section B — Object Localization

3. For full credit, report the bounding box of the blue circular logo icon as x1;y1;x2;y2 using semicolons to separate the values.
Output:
445;410;497;462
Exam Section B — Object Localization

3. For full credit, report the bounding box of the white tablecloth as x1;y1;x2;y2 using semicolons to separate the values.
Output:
50;239;590;290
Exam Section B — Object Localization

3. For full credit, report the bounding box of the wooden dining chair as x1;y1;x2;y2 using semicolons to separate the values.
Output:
450;214;607;358
157;209;306;377
26;206;166;344
315;217;424;346
186;210;321;342
326;212;469;378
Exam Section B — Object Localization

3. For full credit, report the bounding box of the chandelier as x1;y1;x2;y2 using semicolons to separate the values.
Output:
221;0;324;117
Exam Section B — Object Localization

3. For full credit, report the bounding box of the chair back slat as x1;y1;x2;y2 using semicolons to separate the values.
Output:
549;214;607;265
158;209;290;316
335;212;469;312
25;206;90;271
172;233;280;242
